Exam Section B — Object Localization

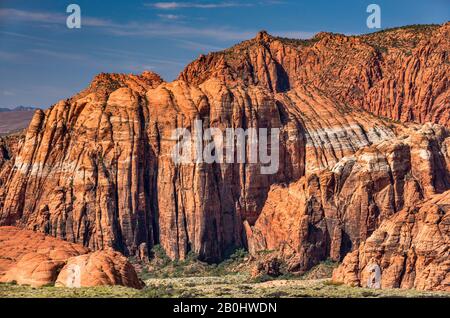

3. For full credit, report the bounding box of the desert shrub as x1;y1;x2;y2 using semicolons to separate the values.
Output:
252;274;273;283
229;248;248;261
265;291;289;298
324;280;344;286
151;245;171;265
361;291;377;297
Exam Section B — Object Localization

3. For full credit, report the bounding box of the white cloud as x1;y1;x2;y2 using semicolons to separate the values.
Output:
157;14;183;20
0;8;250;41
147;2;252;10
0;8;65;23
2;90;15;96
0;7;315;43
0;50;19;61
95;47;186;66
30;49;85;60
0;8;115;27
0;30;55;43
108;22;255;41
123;63;155;72
176;39;224;52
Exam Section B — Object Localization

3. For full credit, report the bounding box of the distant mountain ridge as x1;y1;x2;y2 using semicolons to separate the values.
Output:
0;106;38;112
0;107;37;136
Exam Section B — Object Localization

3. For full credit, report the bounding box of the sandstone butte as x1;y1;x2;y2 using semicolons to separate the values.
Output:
0;226;143;288
0;23;448;291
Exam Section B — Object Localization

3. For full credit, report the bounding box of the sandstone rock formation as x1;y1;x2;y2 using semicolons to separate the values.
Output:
56;250;144;289
0;23;448;291
332;190;450;291
251;255;282;278
246;123;450;274
0;226;88;286
180;24;449;127
0;226;142;288
0;134;22;188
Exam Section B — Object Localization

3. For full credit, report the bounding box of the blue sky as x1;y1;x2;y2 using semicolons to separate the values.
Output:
0;0;448;109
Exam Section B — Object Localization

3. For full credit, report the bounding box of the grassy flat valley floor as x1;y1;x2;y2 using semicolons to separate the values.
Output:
1;248;449;298
1;276;449;298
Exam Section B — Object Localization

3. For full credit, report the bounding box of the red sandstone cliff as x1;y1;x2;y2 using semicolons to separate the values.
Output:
332;190;450;291
180;24;449;126
0;24;448;290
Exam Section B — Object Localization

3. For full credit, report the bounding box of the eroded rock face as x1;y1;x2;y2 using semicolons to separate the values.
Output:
1;253;66;287
332;190;450;291
0;226;142;288
56;251;144;289
251;255;282;278
0;226;88;286
0;134;23;205
246;124;450;273
0;81;403;262
180;24;449;127
0;24;448;277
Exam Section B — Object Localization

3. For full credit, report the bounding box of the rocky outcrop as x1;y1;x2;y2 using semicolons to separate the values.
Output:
180;24;449;127
0;23;448;282
56;250;143;289
0;80;403;262
246;123;450;273
0;135;23;216
0;226;142;288
0;226;88;286
0;134;22;187
251;255;282;278
332;190;450;291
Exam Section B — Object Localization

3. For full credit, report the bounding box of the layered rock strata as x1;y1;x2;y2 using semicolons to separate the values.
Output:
332;191;450;291
0;24;448;277
0;226;142;288
246;123;450;274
